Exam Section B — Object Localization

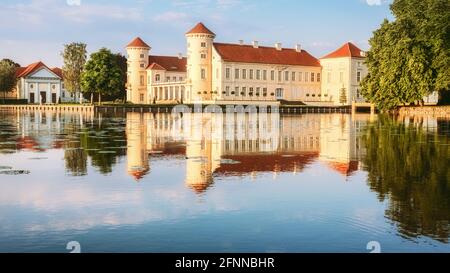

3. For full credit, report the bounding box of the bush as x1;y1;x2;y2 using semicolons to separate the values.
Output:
0;99;28;105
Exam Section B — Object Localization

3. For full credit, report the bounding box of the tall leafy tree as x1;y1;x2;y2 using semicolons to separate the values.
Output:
362;0;450;110
61;43;87;103
114;53;127;103
0;59;19;103
80;48;123;105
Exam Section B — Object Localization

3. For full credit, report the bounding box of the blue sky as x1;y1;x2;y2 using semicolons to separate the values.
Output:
0;0;393;67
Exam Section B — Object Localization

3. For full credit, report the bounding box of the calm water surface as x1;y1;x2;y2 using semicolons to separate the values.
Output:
0;110;449;253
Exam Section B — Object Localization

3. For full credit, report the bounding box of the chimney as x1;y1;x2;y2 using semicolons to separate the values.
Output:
178;53;183;60
252;41;259;48
239;40;244;45
275;42;282;51
295;44;302;52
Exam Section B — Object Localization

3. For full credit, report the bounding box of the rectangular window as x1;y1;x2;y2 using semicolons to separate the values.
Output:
292;72;296;81
235;69;240;79
140;75;145;85
201;53;206;59
173;76;177;81
166;77;170;82
311;73;315;82
226;68;231;79
263;87;267;95
226;86;230;96
357;71;361;83
305;72;309;82
278;71;282;82
236;86;240;96
317;73;321;82
140;94;144;102
256;87;260;95
299;72;303;82
140;63;145;68
201;68;206;80
256;70;261;80
285;71;289;81
201;42;206;47
241;87;246;96
263;70;267;81
271;70;275;81
140;54;144;59
249;69;254;80
242;69;247;79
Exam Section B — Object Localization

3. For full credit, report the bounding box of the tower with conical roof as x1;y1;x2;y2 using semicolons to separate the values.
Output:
126;37;151;104
185;23;216;102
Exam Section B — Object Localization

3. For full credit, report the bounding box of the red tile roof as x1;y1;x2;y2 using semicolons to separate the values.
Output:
321;42;365;59
186;22;215;36
214;152;319;174
147;63;166;71
127;37;151;48
213;43;321;67
327;161;359;176
16;61;62;79
51;67;63;78
147;55;187;72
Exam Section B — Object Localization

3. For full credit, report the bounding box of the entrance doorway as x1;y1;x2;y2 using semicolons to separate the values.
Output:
52;93;57;104
40;92;46;104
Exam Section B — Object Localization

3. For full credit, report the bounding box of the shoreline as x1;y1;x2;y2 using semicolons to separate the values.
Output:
0;103;354;114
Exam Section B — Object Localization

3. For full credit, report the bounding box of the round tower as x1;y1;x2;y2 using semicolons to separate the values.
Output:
185;22;216;102
126;37;150;104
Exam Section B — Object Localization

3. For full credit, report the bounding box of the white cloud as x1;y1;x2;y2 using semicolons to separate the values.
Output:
0;0;143;26
366;0;389;6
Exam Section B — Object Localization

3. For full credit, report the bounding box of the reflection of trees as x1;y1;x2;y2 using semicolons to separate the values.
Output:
362;115;450;242
79;120;127;174
63;118;127;175
64;126;87;176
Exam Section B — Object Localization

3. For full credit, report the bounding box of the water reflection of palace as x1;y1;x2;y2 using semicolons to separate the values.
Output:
126;112;375;193
1;110;95;152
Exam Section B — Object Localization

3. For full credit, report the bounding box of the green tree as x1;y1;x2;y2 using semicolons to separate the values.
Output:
80;48;123;105
114;53;127;103
0;59;19;103
61;43;87;104
362;0;450;110
339;86;347;105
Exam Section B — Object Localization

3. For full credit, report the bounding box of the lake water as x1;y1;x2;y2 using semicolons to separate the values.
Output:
0;109;449;253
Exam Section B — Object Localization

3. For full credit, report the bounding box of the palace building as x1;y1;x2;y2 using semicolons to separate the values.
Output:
11;61;80;104
126;22;369;106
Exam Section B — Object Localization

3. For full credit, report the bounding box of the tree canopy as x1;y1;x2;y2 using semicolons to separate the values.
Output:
0;59;19;102
61;43;87;97
361;0;450;110
80;48;123;104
